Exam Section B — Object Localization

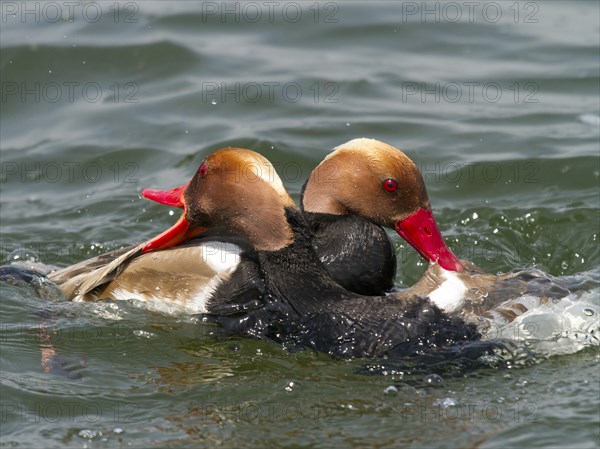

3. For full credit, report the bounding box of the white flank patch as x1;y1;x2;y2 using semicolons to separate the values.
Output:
103;241;242;315
428;268;468;313
110;269;235;315
200;241;241;272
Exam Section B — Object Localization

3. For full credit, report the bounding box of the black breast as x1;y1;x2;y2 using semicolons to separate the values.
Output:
303;212;396;295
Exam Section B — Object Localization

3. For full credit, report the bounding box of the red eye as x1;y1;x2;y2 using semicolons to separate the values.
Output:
199;164;208;178
383;178;398;192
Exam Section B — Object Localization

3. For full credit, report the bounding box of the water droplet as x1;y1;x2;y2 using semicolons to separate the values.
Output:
423;374;443;385
169;210;174;216
493;228;498;234
113;428;123;435
472;212;478;219
561;261;568;270
584;309;594;316
78;429;100;439
345;122;350;127
284;381;295;392
48;70;52;73
155;286;160;291
211;99;217;105
472;288;488;302
133;330;154;339
384;385;398;394
434;397;457;408
8;248;40;263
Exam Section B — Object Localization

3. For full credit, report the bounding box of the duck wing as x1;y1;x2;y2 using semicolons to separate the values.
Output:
48;244;143;301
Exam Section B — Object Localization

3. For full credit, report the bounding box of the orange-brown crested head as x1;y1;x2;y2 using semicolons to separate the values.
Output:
302;138;464;272
142;148;296;252
302;138;430;227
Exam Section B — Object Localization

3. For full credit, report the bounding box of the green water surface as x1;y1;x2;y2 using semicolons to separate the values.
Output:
1;2;599;448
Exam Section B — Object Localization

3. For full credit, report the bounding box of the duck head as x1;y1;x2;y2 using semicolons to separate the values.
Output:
302;138;464;272
142;148;295;253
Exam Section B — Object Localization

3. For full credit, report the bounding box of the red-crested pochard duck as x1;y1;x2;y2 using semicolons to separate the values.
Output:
300;138;598;334
47;150;288;315
45;148;493;359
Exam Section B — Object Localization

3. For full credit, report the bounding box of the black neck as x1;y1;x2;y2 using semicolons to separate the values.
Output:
256;208;353;316
302;210;397;296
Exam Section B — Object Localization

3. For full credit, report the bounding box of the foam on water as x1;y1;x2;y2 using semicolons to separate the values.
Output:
579;114;600;127
483;289;600;355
